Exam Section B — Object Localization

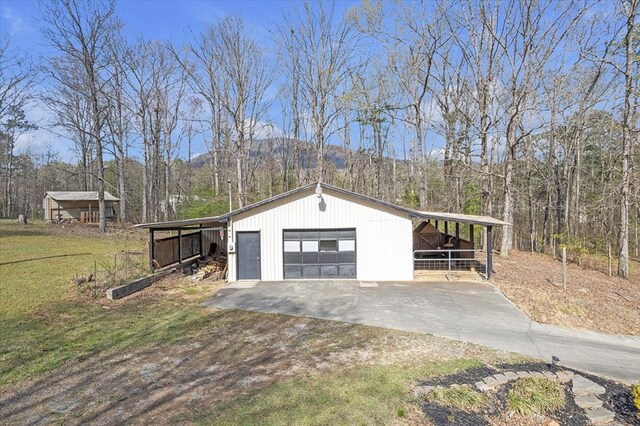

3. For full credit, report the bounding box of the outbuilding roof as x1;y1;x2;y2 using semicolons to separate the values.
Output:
44;191;120;202
136;183;509;229
215;183;509;227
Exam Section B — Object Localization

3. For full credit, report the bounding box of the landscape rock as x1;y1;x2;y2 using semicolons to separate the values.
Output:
503;371;519;380
584;407;615;425
474;381;490;392
491;373;510;386
572;375;605;396
412;385;435;398
555;370;574;383
482;376;500;389
574;394;603;410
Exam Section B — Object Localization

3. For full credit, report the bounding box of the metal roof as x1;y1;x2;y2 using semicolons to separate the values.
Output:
217;183;509;227
414;211;510;227
135;216;227;229
136;183;509;229
44;191;120;202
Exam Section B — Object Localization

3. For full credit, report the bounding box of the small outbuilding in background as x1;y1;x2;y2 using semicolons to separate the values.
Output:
43;191;119;223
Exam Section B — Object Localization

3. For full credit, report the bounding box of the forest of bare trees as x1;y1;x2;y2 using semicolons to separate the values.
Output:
0;0;638;277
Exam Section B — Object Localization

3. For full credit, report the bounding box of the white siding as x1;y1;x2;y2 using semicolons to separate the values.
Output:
201;222;227;256
228;187;413;281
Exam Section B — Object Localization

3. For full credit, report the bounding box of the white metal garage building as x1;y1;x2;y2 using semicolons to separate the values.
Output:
138;183;508;281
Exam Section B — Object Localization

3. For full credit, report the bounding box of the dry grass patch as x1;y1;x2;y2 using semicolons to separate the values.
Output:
493;250;640;336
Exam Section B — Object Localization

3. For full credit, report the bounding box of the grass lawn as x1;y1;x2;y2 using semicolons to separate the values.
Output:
0;219;146;317
206;360;483;425
0;220;518;424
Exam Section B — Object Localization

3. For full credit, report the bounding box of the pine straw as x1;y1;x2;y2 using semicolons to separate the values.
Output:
492;250;640;336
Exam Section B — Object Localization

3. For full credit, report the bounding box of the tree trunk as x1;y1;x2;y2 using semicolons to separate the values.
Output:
617;0;637;278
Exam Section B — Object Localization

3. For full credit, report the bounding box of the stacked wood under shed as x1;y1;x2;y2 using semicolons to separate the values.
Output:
188;254;228;281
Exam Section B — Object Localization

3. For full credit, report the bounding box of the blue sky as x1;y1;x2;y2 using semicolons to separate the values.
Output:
0;0;363;162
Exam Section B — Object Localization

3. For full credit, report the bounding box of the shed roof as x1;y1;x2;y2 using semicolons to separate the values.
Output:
44;191;120;202
135;183;509;229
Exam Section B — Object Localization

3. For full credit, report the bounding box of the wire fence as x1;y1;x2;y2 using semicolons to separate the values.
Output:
74;250;148;297
413;249;487;274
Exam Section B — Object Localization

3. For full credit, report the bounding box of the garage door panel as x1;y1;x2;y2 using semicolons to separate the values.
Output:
285;265;302;279
284;252;301;263
338;265;356;278
284;231;301;239
319;252;338;263
302;253;319;264
284;228;356;280
320;265;338;278
302;265;320;278
337;252;355;263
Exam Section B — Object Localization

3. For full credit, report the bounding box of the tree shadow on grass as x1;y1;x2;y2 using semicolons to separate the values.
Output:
0;229;48;238
0;253;91;266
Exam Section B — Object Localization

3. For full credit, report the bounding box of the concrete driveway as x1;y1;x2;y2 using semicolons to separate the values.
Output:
203;280;640;384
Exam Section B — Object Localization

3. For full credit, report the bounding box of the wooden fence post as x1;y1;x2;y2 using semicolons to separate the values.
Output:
562;247;567;291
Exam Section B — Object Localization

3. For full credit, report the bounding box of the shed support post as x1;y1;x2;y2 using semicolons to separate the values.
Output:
455;223;460;249
178;228;183;264
444;221;449;237
199;224;204;258
470;224;475;249
149;229;155;272
486;226;493;280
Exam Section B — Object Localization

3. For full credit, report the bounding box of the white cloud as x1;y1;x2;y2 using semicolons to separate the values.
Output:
1;6;31;36
244;119;284;140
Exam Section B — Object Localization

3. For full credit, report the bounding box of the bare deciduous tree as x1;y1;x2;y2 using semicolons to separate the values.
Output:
41;0;119;232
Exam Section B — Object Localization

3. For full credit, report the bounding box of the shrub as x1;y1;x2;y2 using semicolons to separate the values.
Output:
427;385;488;411
508;377;565;415
632;382;640;411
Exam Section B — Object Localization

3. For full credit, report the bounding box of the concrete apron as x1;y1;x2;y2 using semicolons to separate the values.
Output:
204;280;640;384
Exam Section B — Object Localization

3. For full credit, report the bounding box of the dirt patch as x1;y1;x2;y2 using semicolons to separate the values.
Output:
43;222;146;239
492;250;640;336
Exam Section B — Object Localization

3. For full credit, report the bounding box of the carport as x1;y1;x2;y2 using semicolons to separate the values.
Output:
411;212;507;279
136;217;228;271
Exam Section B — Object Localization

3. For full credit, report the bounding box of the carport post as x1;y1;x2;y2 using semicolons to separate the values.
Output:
178;228;183;264
486;226;493;279
149;229;155;272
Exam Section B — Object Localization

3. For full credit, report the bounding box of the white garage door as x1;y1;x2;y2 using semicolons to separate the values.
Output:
283;229;356;279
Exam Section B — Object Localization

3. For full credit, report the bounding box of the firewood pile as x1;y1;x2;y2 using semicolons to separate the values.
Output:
190;255;227;281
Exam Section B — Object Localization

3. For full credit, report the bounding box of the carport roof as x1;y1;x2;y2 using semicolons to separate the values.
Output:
413;211;510;227
135;183;509;229
134;216;227;229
